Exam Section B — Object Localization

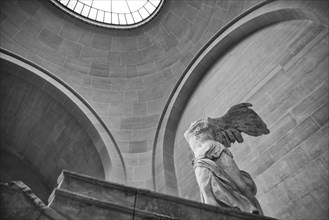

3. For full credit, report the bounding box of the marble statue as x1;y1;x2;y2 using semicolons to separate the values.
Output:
184;103;270;215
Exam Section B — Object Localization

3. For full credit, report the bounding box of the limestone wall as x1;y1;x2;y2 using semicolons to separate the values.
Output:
174;16;328;220
0;149;51;203
0;0;267;189
0;58;105;193
0;0;328;219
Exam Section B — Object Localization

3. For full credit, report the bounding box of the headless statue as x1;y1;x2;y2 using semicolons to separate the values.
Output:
184;103;270;215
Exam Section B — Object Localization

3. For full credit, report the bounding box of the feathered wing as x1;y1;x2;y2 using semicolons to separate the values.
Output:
209;103;270;148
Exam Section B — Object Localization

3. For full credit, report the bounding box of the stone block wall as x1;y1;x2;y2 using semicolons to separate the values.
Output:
0;149;51;203
0;0;267;189
0;59;105;194
174;18;328;219
1;0;328;219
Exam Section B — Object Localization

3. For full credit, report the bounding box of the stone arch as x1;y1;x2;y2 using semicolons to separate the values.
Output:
153;0;328;196
0;49;126;185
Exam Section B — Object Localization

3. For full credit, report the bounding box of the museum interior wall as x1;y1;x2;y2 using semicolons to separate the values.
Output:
0;0;328;219
174;19;328;219
0;57;107;203
0;148;51;203
0;0;269;191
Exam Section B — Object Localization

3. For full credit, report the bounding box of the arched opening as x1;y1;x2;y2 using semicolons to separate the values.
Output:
153;1;328;219
0;51;126;202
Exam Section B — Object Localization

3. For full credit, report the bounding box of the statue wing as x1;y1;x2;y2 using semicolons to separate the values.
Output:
210;103;270;148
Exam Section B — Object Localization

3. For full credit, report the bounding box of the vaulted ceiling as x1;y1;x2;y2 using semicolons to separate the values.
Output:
0;0;328;219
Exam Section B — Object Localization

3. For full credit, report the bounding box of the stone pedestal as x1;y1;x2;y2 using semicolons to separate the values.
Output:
48;170;277;220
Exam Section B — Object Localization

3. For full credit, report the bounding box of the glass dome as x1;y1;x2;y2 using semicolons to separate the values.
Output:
51;0;165;29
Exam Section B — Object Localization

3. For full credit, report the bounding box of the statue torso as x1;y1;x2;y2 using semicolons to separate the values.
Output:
184;118;229;159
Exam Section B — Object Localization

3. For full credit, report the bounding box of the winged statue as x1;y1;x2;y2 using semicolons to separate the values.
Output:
184;103;270;215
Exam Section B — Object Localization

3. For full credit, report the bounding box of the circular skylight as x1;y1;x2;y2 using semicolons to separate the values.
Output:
52;0;165;29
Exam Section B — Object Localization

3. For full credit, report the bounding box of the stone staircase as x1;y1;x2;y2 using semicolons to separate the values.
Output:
48;170;277;220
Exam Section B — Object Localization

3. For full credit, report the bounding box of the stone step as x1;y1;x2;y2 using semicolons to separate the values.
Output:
49;188;176;220
49;170;277;220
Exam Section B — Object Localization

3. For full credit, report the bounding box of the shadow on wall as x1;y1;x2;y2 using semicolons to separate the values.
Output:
0;149;51;204
0;51;126;184
0;53;115;205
